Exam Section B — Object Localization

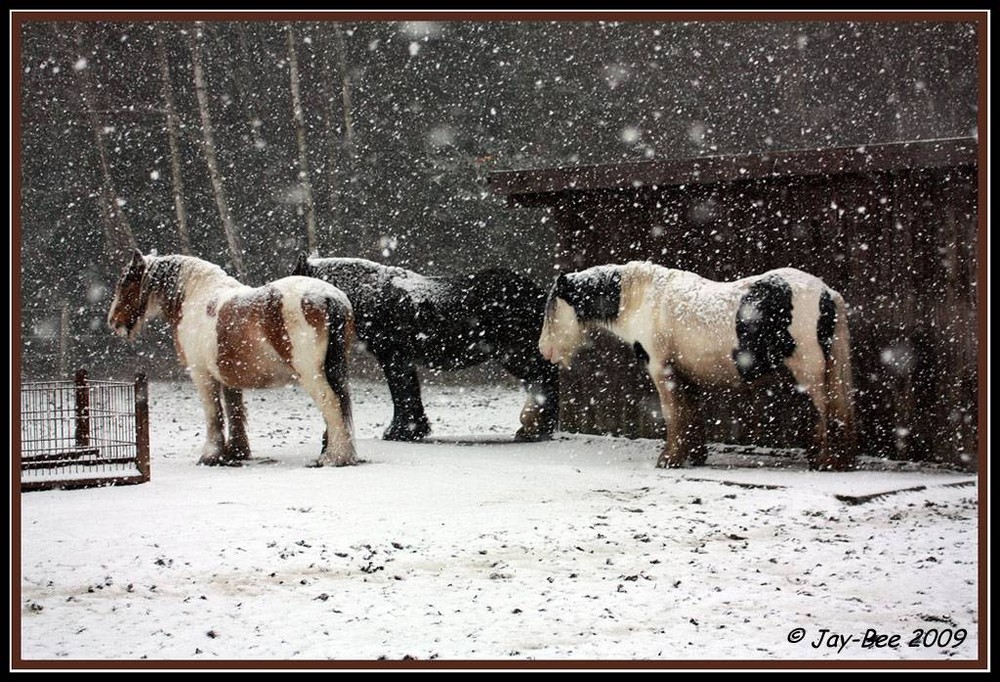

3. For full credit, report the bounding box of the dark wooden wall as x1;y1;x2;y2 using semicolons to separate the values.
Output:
495;149;978;467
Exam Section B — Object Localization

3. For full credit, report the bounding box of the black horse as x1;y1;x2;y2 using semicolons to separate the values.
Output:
293;255;559;442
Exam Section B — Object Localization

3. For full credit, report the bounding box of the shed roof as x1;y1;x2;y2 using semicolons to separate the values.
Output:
489;137;977;197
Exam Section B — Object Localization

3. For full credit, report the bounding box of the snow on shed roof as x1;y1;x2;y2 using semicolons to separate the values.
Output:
489;137;977;198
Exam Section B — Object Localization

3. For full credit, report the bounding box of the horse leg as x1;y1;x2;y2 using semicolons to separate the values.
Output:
800;378;855;471
653;366;701;468
788;356;841;471
298;372;356;466
824;302;857;470
299;313;357;467
221;386;251;462
497;353;559;441
679;379;708;466
803;381;830;471
515;374;559;442
192;372;227;465
380;354;431;441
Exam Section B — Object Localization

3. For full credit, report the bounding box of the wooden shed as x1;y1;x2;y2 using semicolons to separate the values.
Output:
490;137;978;466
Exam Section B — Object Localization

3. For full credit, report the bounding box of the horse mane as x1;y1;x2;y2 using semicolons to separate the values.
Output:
618;261;667;316
549;261;666;330
142;255;233;325
555;264;624;324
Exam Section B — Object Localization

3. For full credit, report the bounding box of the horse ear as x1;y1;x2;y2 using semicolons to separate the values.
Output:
129;248;145;271
555;272;570;297
293;252;309;276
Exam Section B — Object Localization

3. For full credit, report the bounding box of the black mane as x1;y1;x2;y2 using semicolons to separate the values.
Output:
557;266;623;323
142;256;187;323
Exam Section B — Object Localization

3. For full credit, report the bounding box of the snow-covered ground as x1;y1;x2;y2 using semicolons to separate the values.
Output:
19;380;979;663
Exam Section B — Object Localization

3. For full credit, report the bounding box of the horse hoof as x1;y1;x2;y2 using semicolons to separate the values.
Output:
383;430;424;442
514;428;553;443
688;452;709;467
199;457;243;467
655;456;685;469
223;442;252;462
309;456;358;468
383;420;431;442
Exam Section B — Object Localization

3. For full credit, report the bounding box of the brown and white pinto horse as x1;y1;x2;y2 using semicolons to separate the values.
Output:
539;262;856;471
108;250;357;467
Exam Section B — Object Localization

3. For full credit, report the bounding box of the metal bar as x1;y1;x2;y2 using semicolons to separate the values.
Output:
74;368;90;447
21;475;148;493
21;448;101;463
22;457;129;470
135;373;150;483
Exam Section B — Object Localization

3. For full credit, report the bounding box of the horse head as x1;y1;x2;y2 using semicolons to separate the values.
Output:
539;273;586;368
107;249;150;340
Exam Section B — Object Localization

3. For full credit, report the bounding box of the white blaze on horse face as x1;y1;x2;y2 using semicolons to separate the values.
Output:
539;297;584;368
108;274;146;340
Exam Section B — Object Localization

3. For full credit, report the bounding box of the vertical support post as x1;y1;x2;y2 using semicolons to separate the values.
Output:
74;368;90;447
135;373;150;482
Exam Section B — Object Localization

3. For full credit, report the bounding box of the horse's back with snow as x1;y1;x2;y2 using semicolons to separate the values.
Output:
539;261;855;470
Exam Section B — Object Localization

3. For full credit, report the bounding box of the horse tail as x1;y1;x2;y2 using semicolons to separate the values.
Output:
324;296;354;433
820;289;856;469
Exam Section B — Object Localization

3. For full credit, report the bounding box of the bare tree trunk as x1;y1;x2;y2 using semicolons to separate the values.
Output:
330;22;355;158
319;30;343;252
188;24;245;279
155;25;191;255
65;24;135;263
234;24;266;150
285;23;318;252
58;302;70;378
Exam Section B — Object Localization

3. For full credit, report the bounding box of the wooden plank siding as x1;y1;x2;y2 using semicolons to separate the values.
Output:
491;138;978;466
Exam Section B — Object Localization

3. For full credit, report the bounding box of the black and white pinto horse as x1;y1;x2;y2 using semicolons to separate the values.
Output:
108;250;357;467
539;262;856;471
293;255;559;442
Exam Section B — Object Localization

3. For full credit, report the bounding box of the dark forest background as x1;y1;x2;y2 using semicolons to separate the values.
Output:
17;19;978;379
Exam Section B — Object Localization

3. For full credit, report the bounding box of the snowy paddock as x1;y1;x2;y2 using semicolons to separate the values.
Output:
19;380;978;663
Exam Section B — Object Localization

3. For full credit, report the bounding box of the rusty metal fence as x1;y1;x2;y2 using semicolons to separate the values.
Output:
19;370;150;491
